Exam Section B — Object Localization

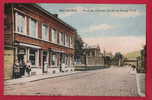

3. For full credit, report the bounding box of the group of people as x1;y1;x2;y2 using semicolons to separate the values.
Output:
13;59;31;78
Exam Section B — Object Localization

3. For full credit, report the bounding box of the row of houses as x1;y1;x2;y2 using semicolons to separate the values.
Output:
4;3;77;80
4;3;110;80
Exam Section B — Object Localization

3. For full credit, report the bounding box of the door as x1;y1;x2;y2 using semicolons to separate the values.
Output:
59;53;62;72
18;54;24;63
43;51;48;73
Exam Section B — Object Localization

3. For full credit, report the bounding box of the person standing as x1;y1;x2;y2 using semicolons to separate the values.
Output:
26;60;31;76
128;64;136;73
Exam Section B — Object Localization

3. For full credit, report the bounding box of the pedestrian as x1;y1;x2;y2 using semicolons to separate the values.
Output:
128;64;136;73
13;59;20;78
131;65;136;71
26;60;31;76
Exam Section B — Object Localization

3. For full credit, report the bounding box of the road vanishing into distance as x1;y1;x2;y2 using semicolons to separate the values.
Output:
5;66;138;96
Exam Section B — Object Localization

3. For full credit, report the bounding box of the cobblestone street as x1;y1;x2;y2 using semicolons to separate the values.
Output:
5;66;138;96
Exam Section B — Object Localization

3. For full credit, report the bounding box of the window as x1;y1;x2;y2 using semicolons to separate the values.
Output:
70;36;73;48
92;51;95;56
67;35;70;47
29;49;36;65
42;24;49;41
51;29;55;43
51;54;57;66
55;30;57;43
65;33;68;47
61;32;65;46
61;55;65;64
59;32;62;45
70;36;72;47
43;51;48;64
65;55;68;65
29;18;37;38
65;34;70;47
15;12;27;34
51;29;57;43
59;32;65;45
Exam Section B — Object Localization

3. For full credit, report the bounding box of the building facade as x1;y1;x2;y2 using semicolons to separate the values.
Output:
103;52;113;66
4;3;76;80
75;45;105;71
83;45;104;66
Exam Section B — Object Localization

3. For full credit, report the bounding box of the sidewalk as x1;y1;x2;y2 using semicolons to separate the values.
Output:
136;73;145;97
5;71;80;86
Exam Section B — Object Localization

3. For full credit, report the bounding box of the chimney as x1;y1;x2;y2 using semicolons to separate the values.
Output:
53;14;58;18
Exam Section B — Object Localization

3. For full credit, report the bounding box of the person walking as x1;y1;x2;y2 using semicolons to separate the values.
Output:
131;65;136;71
128;64;136;73
26;60;31;76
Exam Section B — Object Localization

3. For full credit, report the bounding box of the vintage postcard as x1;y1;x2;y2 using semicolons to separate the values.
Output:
3;3;147;97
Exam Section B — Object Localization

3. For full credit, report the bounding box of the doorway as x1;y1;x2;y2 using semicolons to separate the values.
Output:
43;51;48;73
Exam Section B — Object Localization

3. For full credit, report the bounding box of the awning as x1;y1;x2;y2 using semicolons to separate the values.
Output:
19;43;41;49
50;48;65;53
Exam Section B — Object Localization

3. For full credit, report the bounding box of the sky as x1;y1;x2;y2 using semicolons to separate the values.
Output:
39;4;146;54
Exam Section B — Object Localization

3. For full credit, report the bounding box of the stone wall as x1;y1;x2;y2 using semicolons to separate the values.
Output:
86;56;104;66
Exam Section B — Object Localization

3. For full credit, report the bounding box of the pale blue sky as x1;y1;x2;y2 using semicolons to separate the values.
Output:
39;4;146;54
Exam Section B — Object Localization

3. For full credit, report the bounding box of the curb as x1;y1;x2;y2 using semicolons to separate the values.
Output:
5;67;111;86
29;71;82;82
5;71;82;86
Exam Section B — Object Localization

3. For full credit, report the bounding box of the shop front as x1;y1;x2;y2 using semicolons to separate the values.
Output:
47;49;62;74
48;48;75;73
13;42;75;78
14;42;42;78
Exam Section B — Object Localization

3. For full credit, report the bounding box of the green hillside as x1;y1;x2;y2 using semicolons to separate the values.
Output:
125;51;140;59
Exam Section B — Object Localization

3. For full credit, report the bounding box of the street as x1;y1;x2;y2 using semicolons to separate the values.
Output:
5;66;138;96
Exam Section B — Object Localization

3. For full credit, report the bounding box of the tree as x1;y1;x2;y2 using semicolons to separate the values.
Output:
113;52;124;66
74;34;84;63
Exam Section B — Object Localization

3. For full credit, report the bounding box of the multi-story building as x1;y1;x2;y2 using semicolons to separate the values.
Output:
4;3;77;80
